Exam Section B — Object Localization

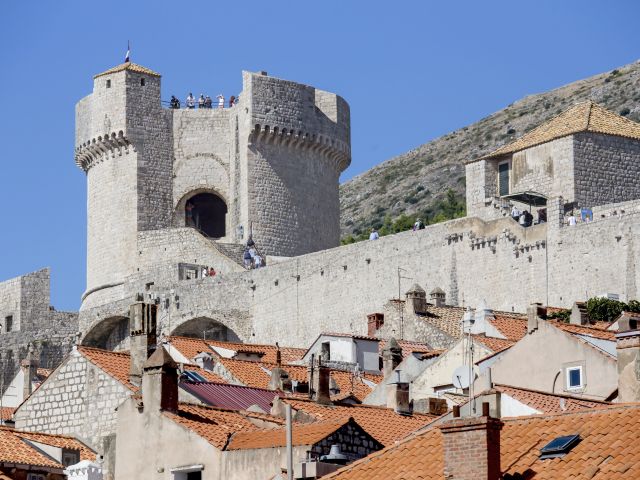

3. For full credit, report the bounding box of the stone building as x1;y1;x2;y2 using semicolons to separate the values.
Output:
0;268;78;396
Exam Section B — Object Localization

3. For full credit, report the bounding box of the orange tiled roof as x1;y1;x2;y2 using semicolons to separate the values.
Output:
326;404;640;479
488;314;528;341
36;368;52;379
227;418;350;450
78;346;227;391
480;101;640;160
472;335;515;354
494;384;611;414
168;336;306;364
379;339;438;359
94;62;160;78
552;321;616;340
0;408;13;422
0;427;94;469
164;403;267;450
216;358;380;402
78;346;138;391
281;398;437;446
420;305;466;338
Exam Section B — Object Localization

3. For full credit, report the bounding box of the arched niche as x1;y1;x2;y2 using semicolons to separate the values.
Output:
82;316;130;351
179;190;228;239
171;317;240;342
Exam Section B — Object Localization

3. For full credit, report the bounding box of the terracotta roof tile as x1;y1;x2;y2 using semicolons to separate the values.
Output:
326;404;640;479
552;321;616;340
216;358;380;402
281;398;437;446
420;305;466;337
78;346;226;391
488;315;528;341
168;336;305;364
94;62;160;78
494;384;611;414
480;101;640;160
0;427;94;469
379;339;438;358
78;346;137;391
164;403;264;450
472;335;515;353
0;408;13;422
227;418;350;450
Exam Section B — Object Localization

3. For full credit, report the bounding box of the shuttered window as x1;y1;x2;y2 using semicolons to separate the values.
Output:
498;163;510;196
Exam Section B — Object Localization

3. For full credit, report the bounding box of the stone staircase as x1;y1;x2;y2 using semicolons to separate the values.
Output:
210;241;248;268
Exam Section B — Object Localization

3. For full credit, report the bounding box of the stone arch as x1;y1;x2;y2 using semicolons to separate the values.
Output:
176;189;228;239
82;316;130;351
171;317;240;342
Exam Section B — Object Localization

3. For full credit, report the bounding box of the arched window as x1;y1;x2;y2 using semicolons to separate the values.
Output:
185;193;227;238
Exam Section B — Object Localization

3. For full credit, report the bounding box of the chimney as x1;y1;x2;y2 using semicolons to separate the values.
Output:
381;337;403;378
471;300;495;335
570;302;588;325
616;313;640;402
20;345;38;400
269;366;293;392
405;284;427;314
430;287;446;307
367;313;384;336
527;302;543;334
440;402;503;480
129;302;158;386
308;355;331;405
386;370;412;414
413;397;448;415
142;346;179;412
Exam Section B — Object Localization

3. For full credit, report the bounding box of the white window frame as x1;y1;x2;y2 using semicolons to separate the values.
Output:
566;366;583;390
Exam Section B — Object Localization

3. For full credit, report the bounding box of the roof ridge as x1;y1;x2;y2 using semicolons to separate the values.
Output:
77;345;131;357
501;403;640;423
493;383;611;403
284;397;434;416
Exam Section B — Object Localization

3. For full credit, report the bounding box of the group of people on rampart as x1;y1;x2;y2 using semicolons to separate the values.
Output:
169;93;238;109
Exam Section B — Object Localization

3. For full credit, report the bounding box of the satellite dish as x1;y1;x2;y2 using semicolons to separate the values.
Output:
452;365;471;389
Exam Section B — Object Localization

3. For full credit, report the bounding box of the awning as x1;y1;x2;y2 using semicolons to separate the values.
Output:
502;191;548;207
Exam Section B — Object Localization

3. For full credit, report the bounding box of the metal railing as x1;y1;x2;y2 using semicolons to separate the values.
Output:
162;98;238;109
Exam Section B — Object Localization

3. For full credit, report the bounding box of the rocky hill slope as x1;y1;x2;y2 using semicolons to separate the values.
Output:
339;60;640;239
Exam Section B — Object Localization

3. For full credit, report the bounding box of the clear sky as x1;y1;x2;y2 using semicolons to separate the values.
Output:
0;0;638;311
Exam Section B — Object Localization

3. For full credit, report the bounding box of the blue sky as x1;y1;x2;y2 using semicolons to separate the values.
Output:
0;0;638;310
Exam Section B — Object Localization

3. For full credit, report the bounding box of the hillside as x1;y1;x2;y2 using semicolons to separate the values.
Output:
339;60;640;240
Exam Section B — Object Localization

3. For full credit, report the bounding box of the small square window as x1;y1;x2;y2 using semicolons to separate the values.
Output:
140;78;146;86
106;79;111;88
566;366;582;389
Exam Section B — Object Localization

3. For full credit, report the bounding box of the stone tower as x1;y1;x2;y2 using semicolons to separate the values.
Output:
75;62;350;312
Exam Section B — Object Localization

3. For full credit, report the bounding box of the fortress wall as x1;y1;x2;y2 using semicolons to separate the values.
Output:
465;160;501;220
247;143;341;256
573;133;640;207
547;210;640;305
245;218;549;346
86;149;138;292
0;272;23;329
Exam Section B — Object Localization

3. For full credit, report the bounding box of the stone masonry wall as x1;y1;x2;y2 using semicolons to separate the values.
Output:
573;132;640;207
0;269;78;395
14;350;130;451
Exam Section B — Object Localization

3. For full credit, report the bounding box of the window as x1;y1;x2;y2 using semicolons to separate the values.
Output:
4;315;12;333
171;466;203;480
498;162;510;196
28;474;46;480
140;77;146;86
62;449;80;467
539;434;580;459
106;79;111;88
321;341;331;361
566;366;583;390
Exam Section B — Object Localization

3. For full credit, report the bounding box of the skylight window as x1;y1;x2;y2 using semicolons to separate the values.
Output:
539;434;581;459
182;371;206;382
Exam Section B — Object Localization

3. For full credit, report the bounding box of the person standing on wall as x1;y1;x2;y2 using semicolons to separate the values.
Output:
369;228;379;240
217;94;225;108
198;94;205;109
186;93;195;109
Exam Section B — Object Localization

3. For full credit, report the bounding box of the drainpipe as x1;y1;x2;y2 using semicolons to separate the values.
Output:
286;404;293;480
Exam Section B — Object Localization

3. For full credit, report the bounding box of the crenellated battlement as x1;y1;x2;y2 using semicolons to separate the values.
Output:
250;123;350;172
74;130;133;172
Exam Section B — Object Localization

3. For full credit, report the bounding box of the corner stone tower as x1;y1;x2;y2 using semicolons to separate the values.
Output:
75;62;350;310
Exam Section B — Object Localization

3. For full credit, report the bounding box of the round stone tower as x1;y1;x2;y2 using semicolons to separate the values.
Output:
75;62;350;323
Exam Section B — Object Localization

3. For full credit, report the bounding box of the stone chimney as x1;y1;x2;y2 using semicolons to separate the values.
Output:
440;402;503;480
616;312;640;402
381;337;403;378
142;346;178;412
414;397;448;415
430;287;446;307
405;284;427;314
386;370;411;415
570;302;589;325
129;302;158;386
269;366;293;392
367;313;384;336
20;345;38;400
308;355;331;405
527;302;544;334
194;351;214;371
